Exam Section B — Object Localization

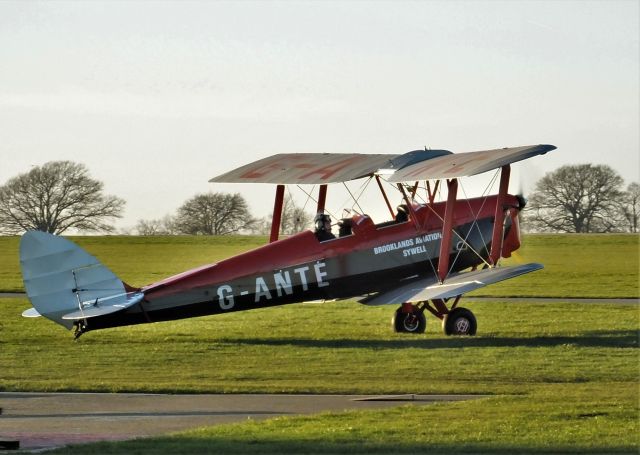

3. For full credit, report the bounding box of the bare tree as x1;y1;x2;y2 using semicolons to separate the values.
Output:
0;161;125;235
251;195;313;236
173;192;255;235
134;215;178;235
280;195;312;235
620;182;640;233
525;164;624;233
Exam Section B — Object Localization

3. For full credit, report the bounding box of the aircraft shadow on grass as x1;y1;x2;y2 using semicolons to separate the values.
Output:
163;439;636;455
218;330;639;350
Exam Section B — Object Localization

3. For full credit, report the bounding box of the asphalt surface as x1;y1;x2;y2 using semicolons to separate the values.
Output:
0;392;481;451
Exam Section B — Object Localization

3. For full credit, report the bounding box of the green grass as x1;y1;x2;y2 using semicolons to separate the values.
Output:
0;233;638;453
482;234;640;298
1;298;637;394
1;296;639;453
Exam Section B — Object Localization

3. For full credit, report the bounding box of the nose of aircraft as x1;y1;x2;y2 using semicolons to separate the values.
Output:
501;203;522;259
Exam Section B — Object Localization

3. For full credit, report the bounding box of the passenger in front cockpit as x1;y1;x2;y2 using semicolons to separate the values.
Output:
395;204;409;223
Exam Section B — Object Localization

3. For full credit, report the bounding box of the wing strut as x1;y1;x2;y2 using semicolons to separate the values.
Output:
375;175;395;218
317;184;327;213
438;178;458;282
426;180;440;204
270;184;285;243
397;183;420;230
489;165;510;266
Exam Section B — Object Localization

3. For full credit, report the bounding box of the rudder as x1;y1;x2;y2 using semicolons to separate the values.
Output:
20;231;143;331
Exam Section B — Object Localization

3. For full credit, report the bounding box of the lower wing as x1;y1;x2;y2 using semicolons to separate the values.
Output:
359;263;543;306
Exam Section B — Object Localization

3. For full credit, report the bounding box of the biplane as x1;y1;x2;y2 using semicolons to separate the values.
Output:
20;144;556;338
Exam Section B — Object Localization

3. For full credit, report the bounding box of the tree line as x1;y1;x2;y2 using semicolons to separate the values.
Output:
0;160;637;235
524;164;639;233
133;192;310;236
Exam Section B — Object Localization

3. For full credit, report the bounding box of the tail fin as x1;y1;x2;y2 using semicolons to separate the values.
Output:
19;231;143;330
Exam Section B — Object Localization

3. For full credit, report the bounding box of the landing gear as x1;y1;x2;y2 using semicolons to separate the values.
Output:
391;298;477;336
73;320;88;340
442;307;477;336
392;304;426;333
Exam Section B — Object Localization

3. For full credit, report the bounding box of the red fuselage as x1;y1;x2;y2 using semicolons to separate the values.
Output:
86;194;522;331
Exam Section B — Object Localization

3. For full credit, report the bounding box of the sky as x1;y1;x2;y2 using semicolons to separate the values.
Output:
1;0;638;232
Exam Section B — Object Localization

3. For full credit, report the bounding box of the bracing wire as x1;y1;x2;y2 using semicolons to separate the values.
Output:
378;177;444;279
459;169;500;251
446;170;501;275
300;185;315;212
295;185;339;221
407;177;496;274
341;177;373;215
294;169;505;281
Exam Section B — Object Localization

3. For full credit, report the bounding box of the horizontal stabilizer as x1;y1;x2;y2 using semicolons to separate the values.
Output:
62;292;144;320
360;263;543;306
21;307;41;318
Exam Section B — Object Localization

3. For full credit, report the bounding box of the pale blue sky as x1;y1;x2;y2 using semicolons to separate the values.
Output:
1;0;638;230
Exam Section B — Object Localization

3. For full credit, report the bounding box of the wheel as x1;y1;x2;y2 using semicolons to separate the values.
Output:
443;307;477;336
392;306;426;334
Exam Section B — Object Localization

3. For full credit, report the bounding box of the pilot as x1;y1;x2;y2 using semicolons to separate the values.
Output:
314;212;336;241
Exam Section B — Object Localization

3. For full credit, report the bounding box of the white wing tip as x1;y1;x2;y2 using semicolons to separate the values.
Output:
22;307;41;318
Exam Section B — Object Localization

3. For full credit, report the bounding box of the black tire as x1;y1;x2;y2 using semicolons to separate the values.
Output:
392;306;426;334
443;307;477;336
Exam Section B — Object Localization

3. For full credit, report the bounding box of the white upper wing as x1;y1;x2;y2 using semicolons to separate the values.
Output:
210;153;399;184
386;145;556;182
209;145;556;185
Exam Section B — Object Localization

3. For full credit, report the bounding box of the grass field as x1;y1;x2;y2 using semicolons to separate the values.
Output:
1;298;638;453
491;234;639;298
0;233;638;453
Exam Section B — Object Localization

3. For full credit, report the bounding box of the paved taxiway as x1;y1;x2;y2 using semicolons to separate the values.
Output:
0;392;481;450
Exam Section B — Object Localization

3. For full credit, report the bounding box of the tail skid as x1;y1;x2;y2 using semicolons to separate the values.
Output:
19;231;143;332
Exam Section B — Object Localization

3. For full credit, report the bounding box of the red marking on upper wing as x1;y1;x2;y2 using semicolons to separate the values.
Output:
298;156;364;180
